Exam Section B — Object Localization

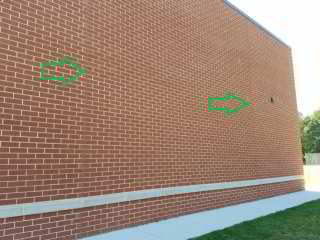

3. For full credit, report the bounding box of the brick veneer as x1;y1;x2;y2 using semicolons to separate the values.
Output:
0;0;304;239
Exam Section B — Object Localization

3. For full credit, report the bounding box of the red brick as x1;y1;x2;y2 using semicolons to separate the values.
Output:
0;0;304;239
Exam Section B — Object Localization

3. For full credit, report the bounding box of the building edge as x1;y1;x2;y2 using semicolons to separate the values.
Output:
223;0;291;49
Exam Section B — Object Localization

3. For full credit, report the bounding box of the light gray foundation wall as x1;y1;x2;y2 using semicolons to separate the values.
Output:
0;175;303;218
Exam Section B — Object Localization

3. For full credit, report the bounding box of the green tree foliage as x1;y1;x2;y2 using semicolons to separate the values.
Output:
300;110;320;155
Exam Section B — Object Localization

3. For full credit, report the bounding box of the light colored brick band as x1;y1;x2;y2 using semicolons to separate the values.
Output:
0;175;303;218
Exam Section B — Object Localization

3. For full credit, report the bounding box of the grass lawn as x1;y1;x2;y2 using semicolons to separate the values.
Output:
190;199;320;240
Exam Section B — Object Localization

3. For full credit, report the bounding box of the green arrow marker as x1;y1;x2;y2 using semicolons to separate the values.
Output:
33;56;88;86
192;92;254;116
208;92;253;116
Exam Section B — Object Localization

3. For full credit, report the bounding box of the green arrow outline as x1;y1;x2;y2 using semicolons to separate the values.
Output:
33;56;88;85
208;92;252;116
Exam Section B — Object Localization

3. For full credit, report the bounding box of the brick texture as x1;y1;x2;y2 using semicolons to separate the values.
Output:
0;0;303;239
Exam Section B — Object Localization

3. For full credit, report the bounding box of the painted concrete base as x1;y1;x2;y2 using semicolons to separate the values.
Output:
83;190;320;240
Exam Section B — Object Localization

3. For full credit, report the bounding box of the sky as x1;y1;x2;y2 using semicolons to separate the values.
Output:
228;0;320;117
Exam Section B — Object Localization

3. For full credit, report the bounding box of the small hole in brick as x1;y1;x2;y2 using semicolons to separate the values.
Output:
270;97;274;103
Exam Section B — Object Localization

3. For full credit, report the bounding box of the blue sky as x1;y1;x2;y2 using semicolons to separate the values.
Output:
228;0;320;116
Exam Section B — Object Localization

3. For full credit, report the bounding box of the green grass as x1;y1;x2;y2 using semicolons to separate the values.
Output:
190;199;320;240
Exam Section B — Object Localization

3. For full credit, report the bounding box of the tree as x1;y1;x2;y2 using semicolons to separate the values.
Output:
300;110;320;158
299;115;306;162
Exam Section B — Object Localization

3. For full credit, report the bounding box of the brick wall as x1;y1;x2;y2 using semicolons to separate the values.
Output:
0;0;303;239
